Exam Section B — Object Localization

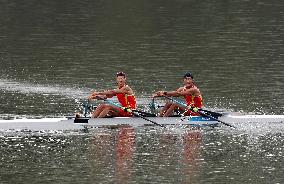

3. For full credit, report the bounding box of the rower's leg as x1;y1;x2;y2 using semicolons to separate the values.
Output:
159;102;172;117
163;104;179;117
97;105;120;118
92;104;106;118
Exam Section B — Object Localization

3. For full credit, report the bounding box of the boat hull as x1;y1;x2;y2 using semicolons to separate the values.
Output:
0;116;218;131
0;115;283;131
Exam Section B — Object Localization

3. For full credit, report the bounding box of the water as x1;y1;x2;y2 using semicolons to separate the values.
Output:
0;0;283;183
1;127;283;183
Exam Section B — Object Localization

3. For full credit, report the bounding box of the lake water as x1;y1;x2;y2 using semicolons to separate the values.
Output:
0;0;283;183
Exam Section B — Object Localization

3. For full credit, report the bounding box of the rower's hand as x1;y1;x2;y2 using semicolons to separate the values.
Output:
189;106;199;112
94;95;107;100
88;95;94;100
153;91;166;97
152;93;158;97
88;92;98;100
88;93;107;100
121;107;132;113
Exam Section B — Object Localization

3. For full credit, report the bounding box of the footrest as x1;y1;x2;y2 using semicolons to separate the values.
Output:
74;118;89;123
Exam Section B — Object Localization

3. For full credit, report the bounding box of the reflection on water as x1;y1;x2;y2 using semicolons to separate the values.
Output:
0;126;283;183
89;126;135;183
115;126;135;183
182;130;202;183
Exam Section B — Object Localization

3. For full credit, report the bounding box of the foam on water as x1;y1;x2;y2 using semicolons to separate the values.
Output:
0;78;90;99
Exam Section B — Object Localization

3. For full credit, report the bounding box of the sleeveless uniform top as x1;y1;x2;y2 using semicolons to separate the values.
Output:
116;93;137;110
184;93;203;108
183;86;203;116
115;86;136;116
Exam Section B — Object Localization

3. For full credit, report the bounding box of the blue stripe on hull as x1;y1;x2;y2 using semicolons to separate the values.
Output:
180;116;219;127
189;116;216;121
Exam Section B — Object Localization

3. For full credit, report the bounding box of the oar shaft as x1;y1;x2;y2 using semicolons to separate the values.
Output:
132;113;164;127
132;109;156;117
197;111;236;128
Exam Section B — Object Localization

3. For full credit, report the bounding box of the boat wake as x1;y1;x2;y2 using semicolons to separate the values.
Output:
0;78;90;99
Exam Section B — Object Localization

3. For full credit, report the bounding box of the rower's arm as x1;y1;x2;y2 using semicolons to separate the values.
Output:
92;86;131;98
89;90;115;99
163;91;180;97
97;90;116;97
111;87;129;94
178;88;200;96
154;87;183;97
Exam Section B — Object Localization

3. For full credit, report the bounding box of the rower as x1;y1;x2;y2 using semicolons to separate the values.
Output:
88;72;137;118
154;72;202;117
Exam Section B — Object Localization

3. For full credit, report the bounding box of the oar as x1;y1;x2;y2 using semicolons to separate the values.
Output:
132;109;156;117
194;109;236;128
95;97;165;127
198;109;223;117
163;96;236;128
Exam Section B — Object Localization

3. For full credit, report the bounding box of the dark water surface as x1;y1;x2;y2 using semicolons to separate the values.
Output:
1;126;283;184
0;0;283;183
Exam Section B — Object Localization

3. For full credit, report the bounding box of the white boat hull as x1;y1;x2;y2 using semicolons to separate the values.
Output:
0;115;283;131
0;116;219;131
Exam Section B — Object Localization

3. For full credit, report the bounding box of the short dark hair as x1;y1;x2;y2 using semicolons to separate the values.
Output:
183;72;193;79
116;71;126;78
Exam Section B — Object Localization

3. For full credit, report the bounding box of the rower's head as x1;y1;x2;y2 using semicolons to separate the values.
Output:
116;71;126;86
183;72;194;86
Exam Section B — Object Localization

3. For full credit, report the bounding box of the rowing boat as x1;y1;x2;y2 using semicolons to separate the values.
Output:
0;114;283;131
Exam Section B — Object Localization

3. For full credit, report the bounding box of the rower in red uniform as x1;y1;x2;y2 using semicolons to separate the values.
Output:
89;72;136;118
154;72;202;117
